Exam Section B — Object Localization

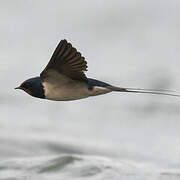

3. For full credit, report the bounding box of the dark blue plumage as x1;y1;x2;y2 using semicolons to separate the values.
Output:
20;77;45;99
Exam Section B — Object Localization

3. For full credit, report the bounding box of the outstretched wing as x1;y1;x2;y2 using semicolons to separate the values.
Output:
40;40;88;82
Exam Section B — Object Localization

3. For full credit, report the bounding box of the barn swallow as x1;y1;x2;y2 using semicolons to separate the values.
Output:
15;40;180;100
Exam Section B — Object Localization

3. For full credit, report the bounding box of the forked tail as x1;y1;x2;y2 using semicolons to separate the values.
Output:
107;86;180;97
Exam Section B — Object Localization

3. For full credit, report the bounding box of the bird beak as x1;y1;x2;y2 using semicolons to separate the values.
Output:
15;86;22;90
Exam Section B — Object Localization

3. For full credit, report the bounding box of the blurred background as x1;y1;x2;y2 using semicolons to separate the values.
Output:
1;0;180;179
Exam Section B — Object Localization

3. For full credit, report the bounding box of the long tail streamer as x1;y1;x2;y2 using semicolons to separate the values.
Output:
107;86;180;97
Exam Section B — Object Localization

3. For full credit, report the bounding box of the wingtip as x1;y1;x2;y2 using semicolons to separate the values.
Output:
61;39;68;44
61;39;68;42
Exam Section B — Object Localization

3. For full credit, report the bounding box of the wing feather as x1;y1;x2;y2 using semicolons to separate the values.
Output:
40;40;88;82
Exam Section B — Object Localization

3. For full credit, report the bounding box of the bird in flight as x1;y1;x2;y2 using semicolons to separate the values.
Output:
15;40;180;100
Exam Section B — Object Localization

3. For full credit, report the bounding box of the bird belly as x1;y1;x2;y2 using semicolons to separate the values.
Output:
43;81;112;101
43;82;90;101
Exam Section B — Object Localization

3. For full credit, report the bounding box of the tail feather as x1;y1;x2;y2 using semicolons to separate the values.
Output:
107;86;180;97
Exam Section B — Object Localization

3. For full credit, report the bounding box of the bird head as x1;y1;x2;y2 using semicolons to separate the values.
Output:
15;77;45;99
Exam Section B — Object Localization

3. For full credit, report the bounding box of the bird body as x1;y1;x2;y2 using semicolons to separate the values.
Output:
43;79;89;101
42;70;89;101
15;40;180;100
43;79;111;101
19;72;112;101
